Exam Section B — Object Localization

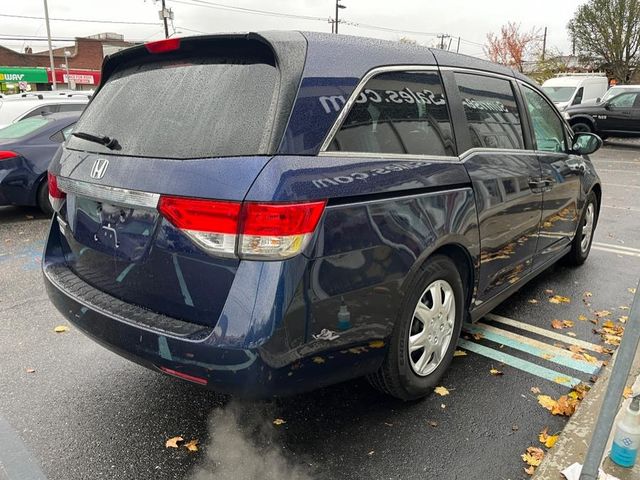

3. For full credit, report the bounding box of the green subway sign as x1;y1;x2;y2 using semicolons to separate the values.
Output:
0;67;48;83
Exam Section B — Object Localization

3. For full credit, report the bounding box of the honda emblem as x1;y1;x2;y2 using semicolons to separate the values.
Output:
90;158;109;180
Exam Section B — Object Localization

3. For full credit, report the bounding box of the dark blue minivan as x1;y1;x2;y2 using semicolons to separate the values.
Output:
43;32;602;400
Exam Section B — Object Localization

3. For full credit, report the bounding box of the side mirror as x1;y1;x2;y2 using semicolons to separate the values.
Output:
572;132;603;155
596;97;601;103
604;102;611;110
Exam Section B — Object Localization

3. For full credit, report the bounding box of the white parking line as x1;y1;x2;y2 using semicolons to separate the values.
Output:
485;314;605;352
597;169;640;174
592;245;640;258
593;242;640;253
602;205;640;212
603;183;640;189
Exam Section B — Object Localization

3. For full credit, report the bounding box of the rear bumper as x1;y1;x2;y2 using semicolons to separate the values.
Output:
42;241;386;398
0;159;40;207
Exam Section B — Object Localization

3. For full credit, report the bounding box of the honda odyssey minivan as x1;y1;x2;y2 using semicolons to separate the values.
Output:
43;32;602;400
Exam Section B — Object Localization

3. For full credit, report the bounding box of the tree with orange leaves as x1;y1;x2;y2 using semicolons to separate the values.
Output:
485;22;542;72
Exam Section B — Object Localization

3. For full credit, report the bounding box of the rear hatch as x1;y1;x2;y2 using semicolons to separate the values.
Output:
49;33;307;328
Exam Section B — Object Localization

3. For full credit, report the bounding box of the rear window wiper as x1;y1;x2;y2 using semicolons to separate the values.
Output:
72;131;121;150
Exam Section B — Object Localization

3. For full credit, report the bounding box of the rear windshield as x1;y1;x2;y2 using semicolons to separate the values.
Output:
0;117;50;139
66;55;278;159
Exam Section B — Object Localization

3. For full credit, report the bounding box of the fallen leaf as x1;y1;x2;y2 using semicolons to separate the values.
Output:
434;386;450;396
619;306;630;311
26;368;36;373
184;439;199;452
512;424;519;431
549;295;570;304
165;436;184;448
603;320;615;329
528;299;539;304
578;314;588;322
538;427;559;448
552;395;579;416
544;289;554;294
368;340;385;349
384;422;393;427
629;288;637;294
542;353;554;360
619;316;629;324
595;310;611;318
441;403;446;409
603;334;621;346
54;325;69;333
624;387;634;399
453;350;467;357
563;320;574;328
566;332;577;337
428;420;438;427
569;345;584;354
554;376;572;384
551;320;564;330
472;333;484;341
312;356;325;364
582;353;599;364
273;418;286;426
537;395;557;411
521;446;545;467
524;465;536;475
530;387;541;394
367;450;375;456
490;368;504;376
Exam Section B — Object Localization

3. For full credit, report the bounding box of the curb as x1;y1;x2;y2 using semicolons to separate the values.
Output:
533;348;640;479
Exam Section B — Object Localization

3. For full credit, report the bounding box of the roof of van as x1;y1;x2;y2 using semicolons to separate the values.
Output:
542;76;608;87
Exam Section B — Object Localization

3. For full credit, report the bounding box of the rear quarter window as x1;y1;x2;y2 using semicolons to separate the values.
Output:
327;70;455;156
66;55;279;159
0;117;50;139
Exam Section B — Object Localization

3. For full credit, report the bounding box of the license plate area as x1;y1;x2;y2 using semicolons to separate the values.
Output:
69;196;158;262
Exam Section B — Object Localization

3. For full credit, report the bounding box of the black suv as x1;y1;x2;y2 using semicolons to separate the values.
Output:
564;88;640;138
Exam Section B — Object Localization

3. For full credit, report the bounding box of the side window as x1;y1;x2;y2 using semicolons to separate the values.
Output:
454;73;524;150
62;124;75;140
522;87;567;153
573;87;584;105
328;71;455;156
21;104;58;120
57;103;86;113
609;92;638;108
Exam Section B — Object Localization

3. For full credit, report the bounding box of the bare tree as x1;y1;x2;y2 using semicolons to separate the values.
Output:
569;0;640;83
485;22;542;72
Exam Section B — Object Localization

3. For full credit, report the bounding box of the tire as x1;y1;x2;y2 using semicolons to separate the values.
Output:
37;180;53;216
566;191;598;266
367;255;465;401
571;122;593;134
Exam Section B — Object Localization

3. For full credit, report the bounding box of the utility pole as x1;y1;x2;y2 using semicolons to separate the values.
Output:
334;0;346;34
159;0;171;38
436;34;450;50
456;36;461;53
43;0;57;91
542;26;547;61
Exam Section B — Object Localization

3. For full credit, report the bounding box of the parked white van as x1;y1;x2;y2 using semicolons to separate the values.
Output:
541;74;608;111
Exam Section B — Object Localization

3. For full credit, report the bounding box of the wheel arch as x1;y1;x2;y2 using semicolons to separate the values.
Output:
590;182;602;217
404;242;476;321
569;115;596;131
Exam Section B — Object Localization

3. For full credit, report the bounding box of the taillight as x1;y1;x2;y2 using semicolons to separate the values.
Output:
48;172;65;199
0;150;18;160
48;172;66;212
145;38;181;54
158;196;326;260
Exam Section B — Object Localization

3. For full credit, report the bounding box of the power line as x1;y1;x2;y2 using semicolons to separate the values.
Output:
0;12;160;26
168;0;327;22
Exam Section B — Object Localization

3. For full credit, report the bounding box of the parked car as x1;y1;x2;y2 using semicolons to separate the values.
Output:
564;87;640;138
0;95;87;129
599;85;640;103
43;33;602;400
0;112;79;214
542;75;608;111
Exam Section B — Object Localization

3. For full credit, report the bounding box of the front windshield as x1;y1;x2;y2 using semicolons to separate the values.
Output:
542;86;576;103
0;116;50;139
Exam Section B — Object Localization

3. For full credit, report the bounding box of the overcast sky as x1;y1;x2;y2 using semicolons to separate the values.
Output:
1;0;585;59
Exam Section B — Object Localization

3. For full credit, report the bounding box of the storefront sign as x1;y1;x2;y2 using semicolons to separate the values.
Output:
63;74;95;85
49;68;100;85
0;67;48;83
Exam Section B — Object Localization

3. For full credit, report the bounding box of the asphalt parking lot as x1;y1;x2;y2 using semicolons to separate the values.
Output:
1;143;639;480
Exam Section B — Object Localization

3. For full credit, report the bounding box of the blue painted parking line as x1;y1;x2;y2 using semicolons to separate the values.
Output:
463;323;601;375
457;339;583;388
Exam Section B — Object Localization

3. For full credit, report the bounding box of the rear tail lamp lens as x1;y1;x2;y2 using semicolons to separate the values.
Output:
47;172;66;212
158;196;326;260
0;150;18;160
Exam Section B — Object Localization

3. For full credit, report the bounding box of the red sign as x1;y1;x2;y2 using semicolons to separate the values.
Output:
48;68;101;85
